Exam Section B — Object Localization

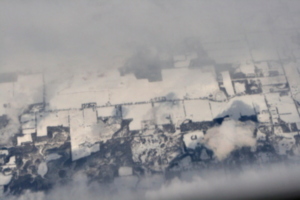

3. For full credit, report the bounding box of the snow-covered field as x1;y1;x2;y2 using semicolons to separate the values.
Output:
36;111;69;137
48;68;219;110
69;109;100;161
184;99;213;122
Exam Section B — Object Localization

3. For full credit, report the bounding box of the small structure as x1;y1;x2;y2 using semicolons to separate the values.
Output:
183;131;205;150
81;102;97;109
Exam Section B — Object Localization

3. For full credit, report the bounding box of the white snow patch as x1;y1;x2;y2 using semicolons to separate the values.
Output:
283;62;300;95
239;62;255;77
48;68;219;111
118;167;133;176
222;71;235;96
97;106;118;118
83;108;97;126
122;103;154;131
255;62;269;77
266;93;300;123
154;101;185;127
0;173;12;186
184;100;213;122
37;162;48;177
69;110;102;161
17;134;32;146
36;111;69;137
0;150;8;156
183;131;205;150
210;94;267;120
258;76;286;86
234;82;246;94
45;153;62;162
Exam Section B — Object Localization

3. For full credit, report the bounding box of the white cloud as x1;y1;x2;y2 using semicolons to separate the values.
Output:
203;119;256;160
5;163;300;200
146;163;300;200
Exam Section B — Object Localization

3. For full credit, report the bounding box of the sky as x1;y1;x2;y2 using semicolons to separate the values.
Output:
2;0;300;199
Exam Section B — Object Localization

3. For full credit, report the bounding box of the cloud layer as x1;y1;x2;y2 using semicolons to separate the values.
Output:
2;0;299;73
204;120;256;160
